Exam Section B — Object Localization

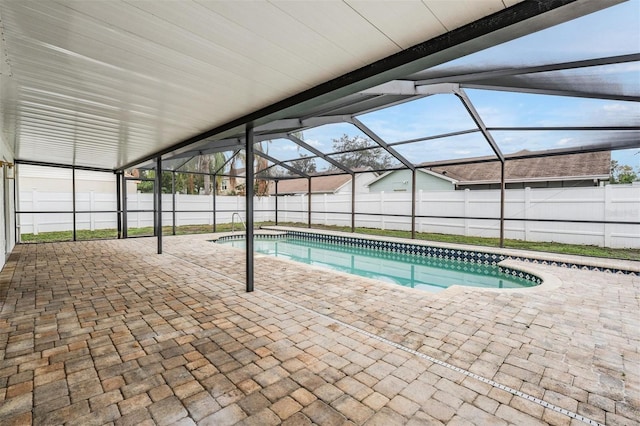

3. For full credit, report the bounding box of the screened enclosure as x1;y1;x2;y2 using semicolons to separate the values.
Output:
9;1;639;251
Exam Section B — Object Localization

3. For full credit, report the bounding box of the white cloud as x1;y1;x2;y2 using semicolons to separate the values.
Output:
602;103;629;112
557;138;573;146
304;139;322;147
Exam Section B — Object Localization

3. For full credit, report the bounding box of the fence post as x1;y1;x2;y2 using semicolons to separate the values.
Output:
32;189;38;235
604;185;612;247
380;191;385;230
323;194;328;225
209;192;213;226
524;187;531;241
133;193;139;228
301;194;305;225
464;188;470;236
90;191;95;231
175;193;179;228
284;196;288;223
417;189;422;234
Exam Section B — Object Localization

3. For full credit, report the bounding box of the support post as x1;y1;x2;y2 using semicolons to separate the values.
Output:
307;177;311;228
72;167;77;241
351;174;356;232
274;180;279;225
116;172;122;239
245;123;255;292
122;172;128;238
500;161;505;248
411;168;417;239
172;171;176;235
156;157;163;254
524;187;531;241
14;163;18;245
213;173;217;232
152;173;157;237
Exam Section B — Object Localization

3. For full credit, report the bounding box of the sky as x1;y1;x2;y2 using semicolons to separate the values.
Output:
262;0;640;174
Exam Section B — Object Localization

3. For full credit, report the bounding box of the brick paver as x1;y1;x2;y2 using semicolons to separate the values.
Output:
0;233;638;425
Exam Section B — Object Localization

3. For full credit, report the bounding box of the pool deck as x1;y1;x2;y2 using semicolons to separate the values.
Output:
0;232;638;425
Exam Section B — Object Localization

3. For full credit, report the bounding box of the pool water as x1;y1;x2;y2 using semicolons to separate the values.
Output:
217;236;536;292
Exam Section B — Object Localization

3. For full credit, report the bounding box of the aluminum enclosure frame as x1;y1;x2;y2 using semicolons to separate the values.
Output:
8;0;638;294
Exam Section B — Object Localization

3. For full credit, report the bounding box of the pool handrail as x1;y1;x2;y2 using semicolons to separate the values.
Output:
231;212;246;233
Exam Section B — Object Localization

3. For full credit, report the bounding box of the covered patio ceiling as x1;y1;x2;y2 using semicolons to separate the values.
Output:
131;0;639;180
2;0;636;173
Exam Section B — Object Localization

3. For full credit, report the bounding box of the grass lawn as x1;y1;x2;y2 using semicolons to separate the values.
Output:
19;222;274;243
19;221;639;261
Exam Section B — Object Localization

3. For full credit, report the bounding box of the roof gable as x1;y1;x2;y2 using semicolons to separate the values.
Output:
367;168;458;187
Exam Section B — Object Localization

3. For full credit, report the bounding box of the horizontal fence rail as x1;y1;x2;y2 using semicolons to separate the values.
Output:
16;184;640;248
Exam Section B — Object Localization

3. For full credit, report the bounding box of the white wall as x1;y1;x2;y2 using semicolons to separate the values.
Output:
19;164;137;193
17;185;640;248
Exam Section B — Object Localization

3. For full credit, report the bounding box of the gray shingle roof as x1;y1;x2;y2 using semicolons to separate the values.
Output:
271;173;352;194
426;151;611;183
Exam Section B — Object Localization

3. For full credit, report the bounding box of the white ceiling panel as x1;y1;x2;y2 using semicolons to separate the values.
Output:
1;0;611;171
346;1;447;49
269;0;402;60
190;0;355;79
425;0;506;31
49;1;305;90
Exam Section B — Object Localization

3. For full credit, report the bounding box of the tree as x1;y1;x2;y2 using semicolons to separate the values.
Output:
254;142;271;196
610;160;639;184
212;152;227;193
288;155;316;175
228;151;244;195
228;141;271;196
135;169;174;194
330;134;394;170
135;152;228;195
199;155;212;195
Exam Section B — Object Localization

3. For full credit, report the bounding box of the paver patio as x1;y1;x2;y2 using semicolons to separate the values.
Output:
0;233;638;425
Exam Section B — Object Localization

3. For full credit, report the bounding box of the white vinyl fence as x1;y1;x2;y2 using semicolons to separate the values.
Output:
18;192;273;234
18;184;640;248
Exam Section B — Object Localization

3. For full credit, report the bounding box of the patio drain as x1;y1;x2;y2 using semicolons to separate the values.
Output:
162;249;603;426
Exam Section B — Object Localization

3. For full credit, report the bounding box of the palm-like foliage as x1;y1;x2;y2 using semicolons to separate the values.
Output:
228;141;271;195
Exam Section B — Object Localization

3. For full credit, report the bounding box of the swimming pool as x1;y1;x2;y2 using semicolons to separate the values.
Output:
216;233;539;292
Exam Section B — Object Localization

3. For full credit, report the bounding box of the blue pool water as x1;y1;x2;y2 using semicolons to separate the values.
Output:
217;236;537;292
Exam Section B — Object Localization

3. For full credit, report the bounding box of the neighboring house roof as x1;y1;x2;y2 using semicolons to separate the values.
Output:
424;150;611;184
270;173;352;195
